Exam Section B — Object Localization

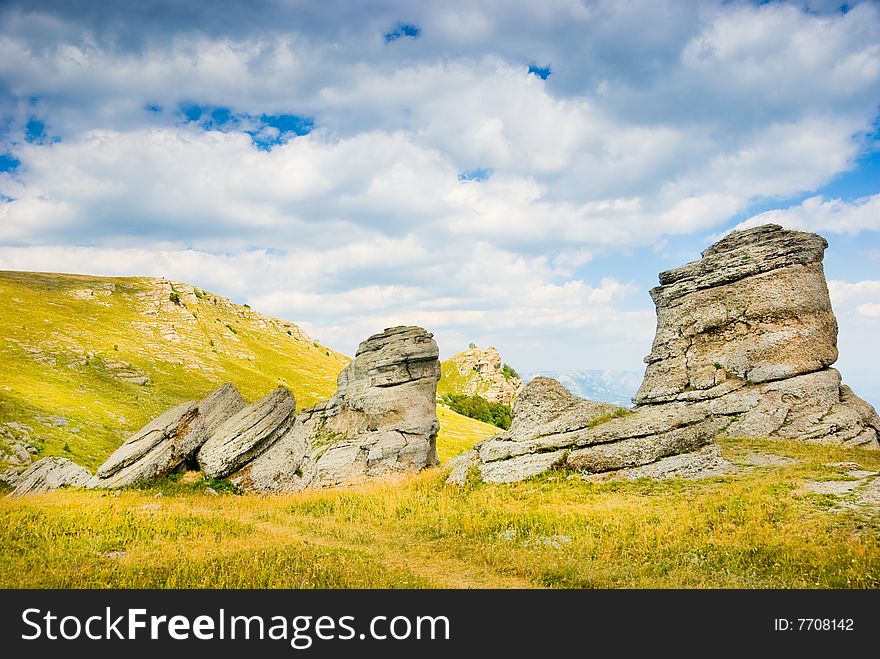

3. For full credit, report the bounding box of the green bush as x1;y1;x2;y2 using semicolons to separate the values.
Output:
441;393;512;430
169;291;181;305
501;363;519;380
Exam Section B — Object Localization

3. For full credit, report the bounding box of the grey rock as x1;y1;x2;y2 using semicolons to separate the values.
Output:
230;326;441;492
456;225;880;486
801;480;863;496
4;422;32;437
1;466;26;487
566;416;728;473
506;376;619;439
478;450;568;484
197;386;296;479
582;444;734;481
854;478;880;508
90;383;246;488
5;442;33;466
35;415;68;427
7;457;92;496
444;450;480;486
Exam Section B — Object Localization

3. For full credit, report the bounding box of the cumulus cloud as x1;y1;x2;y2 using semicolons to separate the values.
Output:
0;0;879;376
736;193;880;234
827;279;880;405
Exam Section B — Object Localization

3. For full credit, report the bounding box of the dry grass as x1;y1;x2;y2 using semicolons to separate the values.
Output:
3;437;879;589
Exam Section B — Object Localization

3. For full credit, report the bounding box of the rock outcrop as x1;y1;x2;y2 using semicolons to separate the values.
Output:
5;327;441;496
197;386;297;478
441;345;523;405
88;383;246;488
451;225;880;485
8;457;92;496
229;326;442;492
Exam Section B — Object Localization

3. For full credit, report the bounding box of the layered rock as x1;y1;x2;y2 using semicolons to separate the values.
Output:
4;327;440;495
8;457;92;496
197;386;297;478
452;225;880;485
229;326;442;492
441;345;523;405
88;383;246;488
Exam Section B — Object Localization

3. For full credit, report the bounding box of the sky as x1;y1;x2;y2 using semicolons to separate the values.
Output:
0;0;878;405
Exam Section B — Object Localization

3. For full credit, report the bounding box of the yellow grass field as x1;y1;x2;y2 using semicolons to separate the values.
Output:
3;437;879;589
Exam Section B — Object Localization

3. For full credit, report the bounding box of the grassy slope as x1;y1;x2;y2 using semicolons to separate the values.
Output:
2;437;879;588
436;407;498;463
437;353;494;399
0;271;495;470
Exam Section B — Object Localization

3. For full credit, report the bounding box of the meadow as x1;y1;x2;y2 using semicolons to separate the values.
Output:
3;436;879;589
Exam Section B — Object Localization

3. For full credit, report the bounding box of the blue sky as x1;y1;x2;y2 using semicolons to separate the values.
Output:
0;0;878;404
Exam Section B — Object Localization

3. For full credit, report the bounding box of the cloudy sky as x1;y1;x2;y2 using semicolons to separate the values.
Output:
1;0;878;403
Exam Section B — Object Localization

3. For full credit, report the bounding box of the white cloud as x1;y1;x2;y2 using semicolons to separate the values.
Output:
828;279;880;304
826;279;880;407
855;303;880;318
0;0;879;379
736;194;880;234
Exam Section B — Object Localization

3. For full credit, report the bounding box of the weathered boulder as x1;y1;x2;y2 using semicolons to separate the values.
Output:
229;326;441;492
441;345;523;405
636;225;837;403
7;457;92;496
197;386;297;479
89;383;246;488
452;225;880;485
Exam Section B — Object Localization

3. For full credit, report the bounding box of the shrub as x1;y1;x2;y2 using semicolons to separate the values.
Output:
441;392;512;430
169;291;181;305
501;363;520;380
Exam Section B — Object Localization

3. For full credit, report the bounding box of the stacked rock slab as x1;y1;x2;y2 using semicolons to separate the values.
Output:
87;383;246;488
451;224;880;485
197;386;297;478
229;325;442;492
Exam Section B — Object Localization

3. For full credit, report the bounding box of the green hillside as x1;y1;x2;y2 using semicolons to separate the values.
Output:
0;271;495;472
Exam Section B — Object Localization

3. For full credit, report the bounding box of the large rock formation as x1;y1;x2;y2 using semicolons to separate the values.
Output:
88;383;246;488
8;457;92;496
5;326;441;496
451;225;880;485
441;345;523;405
229;325;442;492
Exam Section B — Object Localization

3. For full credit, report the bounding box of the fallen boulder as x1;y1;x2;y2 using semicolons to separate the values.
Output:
88;383;246;488
197;386;297;479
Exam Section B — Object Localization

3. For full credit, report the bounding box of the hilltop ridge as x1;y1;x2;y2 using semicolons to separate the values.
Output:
439;344;523;405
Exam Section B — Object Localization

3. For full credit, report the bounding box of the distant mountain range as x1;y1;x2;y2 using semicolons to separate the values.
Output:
522;369;644;407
